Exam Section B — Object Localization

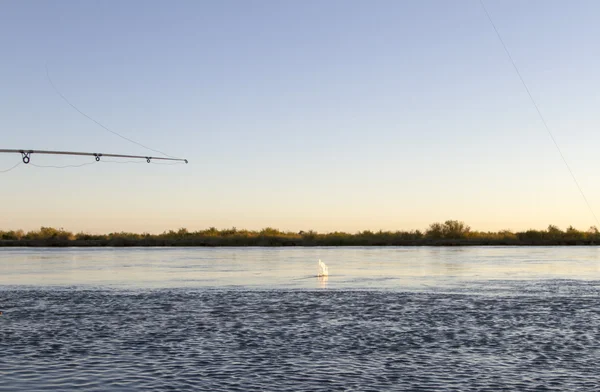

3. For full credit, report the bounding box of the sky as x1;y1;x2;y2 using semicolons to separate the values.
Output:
2;0;600;234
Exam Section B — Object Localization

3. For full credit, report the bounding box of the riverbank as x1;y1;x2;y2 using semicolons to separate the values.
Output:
1;220;598;247
0;238;597;247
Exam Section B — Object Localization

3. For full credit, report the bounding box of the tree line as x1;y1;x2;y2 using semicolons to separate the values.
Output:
1;220;599;246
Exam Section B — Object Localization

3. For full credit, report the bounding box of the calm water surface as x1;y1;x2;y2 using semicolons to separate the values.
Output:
1;247;600;390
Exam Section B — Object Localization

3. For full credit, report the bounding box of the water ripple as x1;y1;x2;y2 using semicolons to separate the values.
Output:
1;287;600;390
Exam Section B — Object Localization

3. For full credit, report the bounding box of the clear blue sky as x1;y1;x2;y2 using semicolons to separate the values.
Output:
2;0;600;233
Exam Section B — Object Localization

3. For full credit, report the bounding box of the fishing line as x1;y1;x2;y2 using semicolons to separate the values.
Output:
101;159;185;165
101;158;145;164
0;162;22;173
479;0;600;228
45;63;177;159
149;161;187;166
30;162;98;169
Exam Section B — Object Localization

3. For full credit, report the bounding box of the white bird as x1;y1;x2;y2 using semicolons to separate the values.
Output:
318;259;329;277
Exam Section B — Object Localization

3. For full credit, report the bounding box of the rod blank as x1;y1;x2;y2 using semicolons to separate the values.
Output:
0;149;188;164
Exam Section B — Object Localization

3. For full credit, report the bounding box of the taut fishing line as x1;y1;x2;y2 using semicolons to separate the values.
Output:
479;0;600;228
45;62;177;159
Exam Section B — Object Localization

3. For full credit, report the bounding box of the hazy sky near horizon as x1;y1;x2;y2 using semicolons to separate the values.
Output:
2;0;600;234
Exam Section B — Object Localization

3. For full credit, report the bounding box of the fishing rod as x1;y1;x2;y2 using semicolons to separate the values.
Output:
0;149;188;164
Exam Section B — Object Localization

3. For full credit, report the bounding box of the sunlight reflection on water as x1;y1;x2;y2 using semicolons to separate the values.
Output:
0;246;599;290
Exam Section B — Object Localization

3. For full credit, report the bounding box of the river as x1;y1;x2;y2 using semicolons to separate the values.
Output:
1;247;599;390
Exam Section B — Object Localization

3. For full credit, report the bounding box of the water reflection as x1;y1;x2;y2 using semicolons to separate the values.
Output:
0;247;599;289
318;275;328;288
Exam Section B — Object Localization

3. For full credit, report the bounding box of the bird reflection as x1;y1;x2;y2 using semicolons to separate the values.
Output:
318;274;328;288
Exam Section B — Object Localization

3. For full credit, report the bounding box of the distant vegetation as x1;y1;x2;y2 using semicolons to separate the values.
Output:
1;220;600;246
